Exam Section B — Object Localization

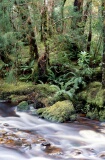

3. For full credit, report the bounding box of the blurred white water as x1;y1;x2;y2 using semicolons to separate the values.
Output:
0;111;105;160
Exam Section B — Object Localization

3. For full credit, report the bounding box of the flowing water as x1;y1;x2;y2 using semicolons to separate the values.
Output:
0;102;105;160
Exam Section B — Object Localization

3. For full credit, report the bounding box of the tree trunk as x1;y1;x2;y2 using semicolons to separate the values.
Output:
38;0;50;82
102;0;105;88
47;0;55;36
83;0;92;26
27;18;39;61
72;0;83;29
86;0;92;53
11;2;39;61
60;0;67;33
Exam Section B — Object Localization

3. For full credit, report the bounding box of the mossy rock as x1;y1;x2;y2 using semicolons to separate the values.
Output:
17;101;29;111
78;82;105;108
0;81;36;99
0;78;58;101
35;84;59;97
99;110;105;121
9;95;27;103
86;108;99;120
37;100;76;123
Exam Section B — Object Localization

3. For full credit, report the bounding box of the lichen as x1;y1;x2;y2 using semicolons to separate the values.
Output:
37;100;76;123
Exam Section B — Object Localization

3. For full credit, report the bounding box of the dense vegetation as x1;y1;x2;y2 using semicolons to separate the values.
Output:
0;0;105;121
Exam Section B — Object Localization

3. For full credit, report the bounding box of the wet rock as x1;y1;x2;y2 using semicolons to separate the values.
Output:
97;151;105;158
17;101;29;111
14;138;23;146
41;141;51;147
70;149;82;156
3;123;9;126
41;144;63;155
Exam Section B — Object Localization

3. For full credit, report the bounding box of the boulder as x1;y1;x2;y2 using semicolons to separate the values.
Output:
17;101;29;111
37;100;76;122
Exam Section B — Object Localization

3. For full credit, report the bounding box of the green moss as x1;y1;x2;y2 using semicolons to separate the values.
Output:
17;101;29;111
0;79;58;101
9;95;27;103
78;81;105;121
0;81;34;93
93;67;101;79
37;100;76;122
35;84;59;97
86;109;99;120
99;110;105;121
78;82;104;107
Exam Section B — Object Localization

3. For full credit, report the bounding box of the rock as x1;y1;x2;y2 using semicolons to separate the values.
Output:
70;149;82;156
41;141;51;147
37;100;76;122
41;143;63;155
17;101;29;111
86;108;99;120
97;151;105;158
3;123;9;126
78;81;105;121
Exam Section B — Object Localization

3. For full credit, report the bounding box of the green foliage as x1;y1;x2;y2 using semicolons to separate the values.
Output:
5;67;16;84
19;60;35;81
47;67;71;85
78;51;90;68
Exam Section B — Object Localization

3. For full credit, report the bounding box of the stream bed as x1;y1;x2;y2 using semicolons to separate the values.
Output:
0;102;105;160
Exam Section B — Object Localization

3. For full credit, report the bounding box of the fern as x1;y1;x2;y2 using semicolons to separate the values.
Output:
5;68;16;84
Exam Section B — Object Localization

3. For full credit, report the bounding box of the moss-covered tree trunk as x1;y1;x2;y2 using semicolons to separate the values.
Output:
13;2;39;61
86;0;92;53
38;0;50;82
60;0;67;33
47;0;55;37
27;18;39;61
102;0;105;88
72;0;83;29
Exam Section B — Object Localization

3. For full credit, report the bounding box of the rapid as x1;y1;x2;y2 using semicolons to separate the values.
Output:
0;102;105;160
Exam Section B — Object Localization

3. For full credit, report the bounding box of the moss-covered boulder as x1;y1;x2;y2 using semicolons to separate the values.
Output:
37;100;76;122
17;101;29;111
78;82;104;108
78;81;105;121
0;81;35;100
0;79;59;107
9;95;27;103
86;108;99;120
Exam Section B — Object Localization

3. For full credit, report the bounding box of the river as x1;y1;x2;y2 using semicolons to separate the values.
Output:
0;102;105;160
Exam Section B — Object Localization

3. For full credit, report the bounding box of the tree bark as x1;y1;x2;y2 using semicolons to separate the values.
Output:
11;2;39;61
60;0;67;33
86;0;92;53
72;0;83;29
102;0;105;88
27;18;39;61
